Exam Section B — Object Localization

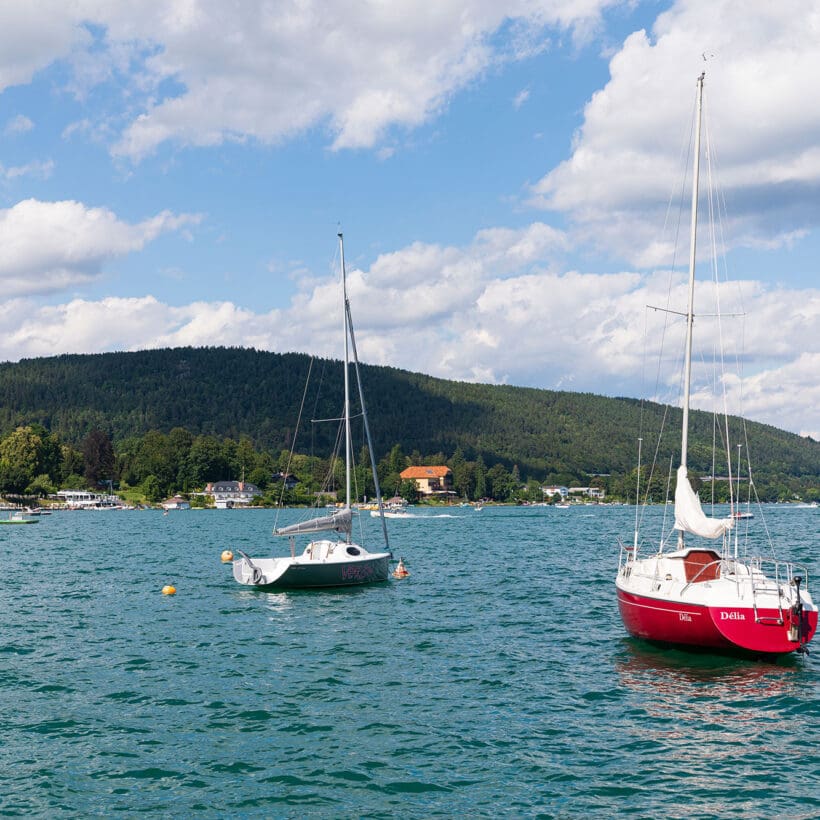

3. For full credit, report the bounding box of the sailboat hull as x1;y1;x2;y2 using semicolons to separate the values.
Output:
616;586;818;656
265;555;390;589
233;544;390;590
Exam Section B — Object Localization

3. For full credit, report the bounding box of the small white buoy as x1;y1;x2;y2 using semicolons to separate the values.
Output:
162;584;177;595
221;549;234;563
392;558;409;579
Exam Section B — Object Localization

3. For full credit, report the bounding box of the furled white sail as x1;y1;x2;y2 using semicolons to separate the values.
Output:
274;507;352;537
674;466;733;539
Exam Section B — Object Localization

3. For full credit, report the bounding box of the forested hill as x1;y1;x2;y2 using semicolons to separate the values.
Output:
0;346;817;482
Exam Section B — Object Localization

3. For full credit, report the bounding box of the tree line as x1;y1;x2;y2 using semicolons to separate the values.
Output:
0;347;817;503
1;422;817;506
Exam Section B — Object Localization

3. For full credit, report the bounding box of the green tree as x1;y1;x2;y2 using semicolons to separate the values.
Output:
27;473;56;497
474;456;487;501
61;444;84;482
134;431;174;495
186;435;229;488
82;429;115;487
141;475;163;503
0;427;45;494
168;427;194;490
388;444;408;475
399;478;418;504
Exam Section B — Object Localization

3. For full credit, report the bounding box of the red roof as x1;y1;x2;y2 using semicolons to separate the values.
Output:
400;466;451;479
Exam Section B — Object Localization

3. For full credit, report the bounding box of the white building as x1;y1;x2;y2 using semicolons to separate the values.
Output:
56;490;124;509
162;495;191;511
206;480;261;509
542;485;569;499
568;486;606;500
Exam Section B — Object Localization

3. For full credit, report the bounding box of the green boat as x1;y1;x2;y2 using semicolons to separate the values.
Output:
0;511;38;525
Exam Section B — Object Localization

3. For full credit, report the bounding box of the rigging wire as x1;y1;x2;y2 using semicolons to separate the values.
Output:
274;356;314;532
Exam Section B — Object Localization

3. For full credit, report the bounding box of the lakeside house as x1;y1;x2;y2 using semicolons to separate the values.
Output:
162;495;191;511
206;480;261;509
400;466;454;497
542;485;569;500
569;486;606;500
271;472;298;490
542;484;605;501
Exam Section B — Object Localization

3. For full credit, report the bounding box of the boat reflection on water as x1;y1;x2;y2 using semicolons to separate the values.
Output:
617;639;804;687
615;639;804;728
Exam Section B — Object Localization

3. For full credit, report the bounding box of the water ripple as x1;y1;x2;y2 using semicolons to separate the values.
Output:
0;505;817;816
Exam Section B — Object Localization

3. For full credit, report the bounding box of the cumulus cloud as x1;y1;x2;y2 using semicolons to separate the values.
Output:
531;0;820;266
0;199;202;296
0;1;615;161
0;3;89;92
0;296;280;360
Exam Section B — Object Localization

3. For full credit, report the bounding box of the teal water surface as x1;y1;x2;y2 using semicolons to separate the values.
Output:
1;505;818;817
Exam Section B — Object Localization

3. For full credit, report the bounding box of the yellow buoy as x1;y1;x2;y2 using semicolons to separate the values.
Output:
221;549;234;563
162;584;177;595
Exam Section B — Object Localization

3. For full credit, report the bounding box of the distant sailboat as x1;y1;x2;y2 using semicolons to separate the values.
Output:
233;234;392;589
615;74;817;656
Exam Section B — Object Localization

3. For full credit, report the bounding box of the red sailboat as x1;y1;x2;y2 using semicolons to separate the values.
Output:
615;74;817;657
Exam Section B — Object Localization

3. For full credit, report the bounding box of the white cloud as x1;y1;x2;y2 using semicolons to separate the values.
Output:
0;3;89;92
3;114;33;135
0;199;202;296
0;296;282;361
530;0;820;266
0;1;614;161
0;159;55;180
724;352;820;441
513;88;530;109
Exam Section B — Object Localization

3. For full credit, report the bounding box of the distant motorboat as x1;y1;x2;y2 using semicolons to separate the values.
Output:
1;511;38;524
371;509;411;519
25;507;51;516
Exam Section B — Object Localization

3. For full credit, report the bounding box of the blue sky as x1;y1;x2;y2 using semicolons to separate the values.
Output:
1;0;819;439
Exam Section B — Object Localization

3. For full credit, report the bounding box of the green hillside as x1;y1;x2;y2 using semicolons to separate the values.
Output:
0;346;817;493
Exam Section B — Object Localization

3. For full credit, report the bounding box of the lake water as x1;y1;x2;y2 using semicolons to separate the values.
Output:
1;504;818;817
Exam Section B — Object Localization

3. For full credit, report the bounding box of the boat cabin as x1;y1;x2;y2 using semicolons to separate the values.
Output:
679;548;722;582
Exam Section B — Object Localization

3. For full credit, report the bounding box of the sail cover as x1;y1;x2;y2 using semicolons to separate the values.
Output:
274;507;352;537
674;466;733;539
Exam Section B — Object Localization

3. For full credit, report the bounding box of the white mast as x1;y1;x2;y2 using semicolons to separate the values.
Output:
339;232;352;531
681;72;705;473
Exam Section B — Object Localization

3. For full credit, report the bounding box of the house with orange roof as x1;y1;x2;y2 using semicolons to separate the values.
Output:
400;465;454;496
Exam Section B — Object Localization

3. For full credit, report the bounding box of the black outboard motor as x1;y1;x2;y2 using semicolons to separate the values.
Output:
789;576;807;652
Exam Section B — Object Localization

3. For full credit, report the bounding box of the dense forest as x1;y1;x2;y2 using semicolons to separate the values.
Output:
0;346;817;503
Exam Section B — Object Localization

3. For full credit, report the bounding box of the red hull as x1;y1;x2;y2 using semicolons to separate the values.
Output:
617;588;818;656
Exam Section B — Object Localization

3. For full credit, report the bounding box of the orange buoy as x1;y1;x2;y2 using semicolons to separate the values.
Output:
161;584;177;595
392;558;409;579
221;549;234;563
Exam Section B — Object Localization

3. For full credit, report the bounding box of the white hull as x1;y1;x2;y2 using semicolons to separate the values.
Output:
233;539;390;589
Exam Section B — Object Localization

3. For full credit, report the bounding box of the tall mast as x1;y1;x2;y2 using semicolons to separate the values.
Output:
339;232;352;524
680;72;705;473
